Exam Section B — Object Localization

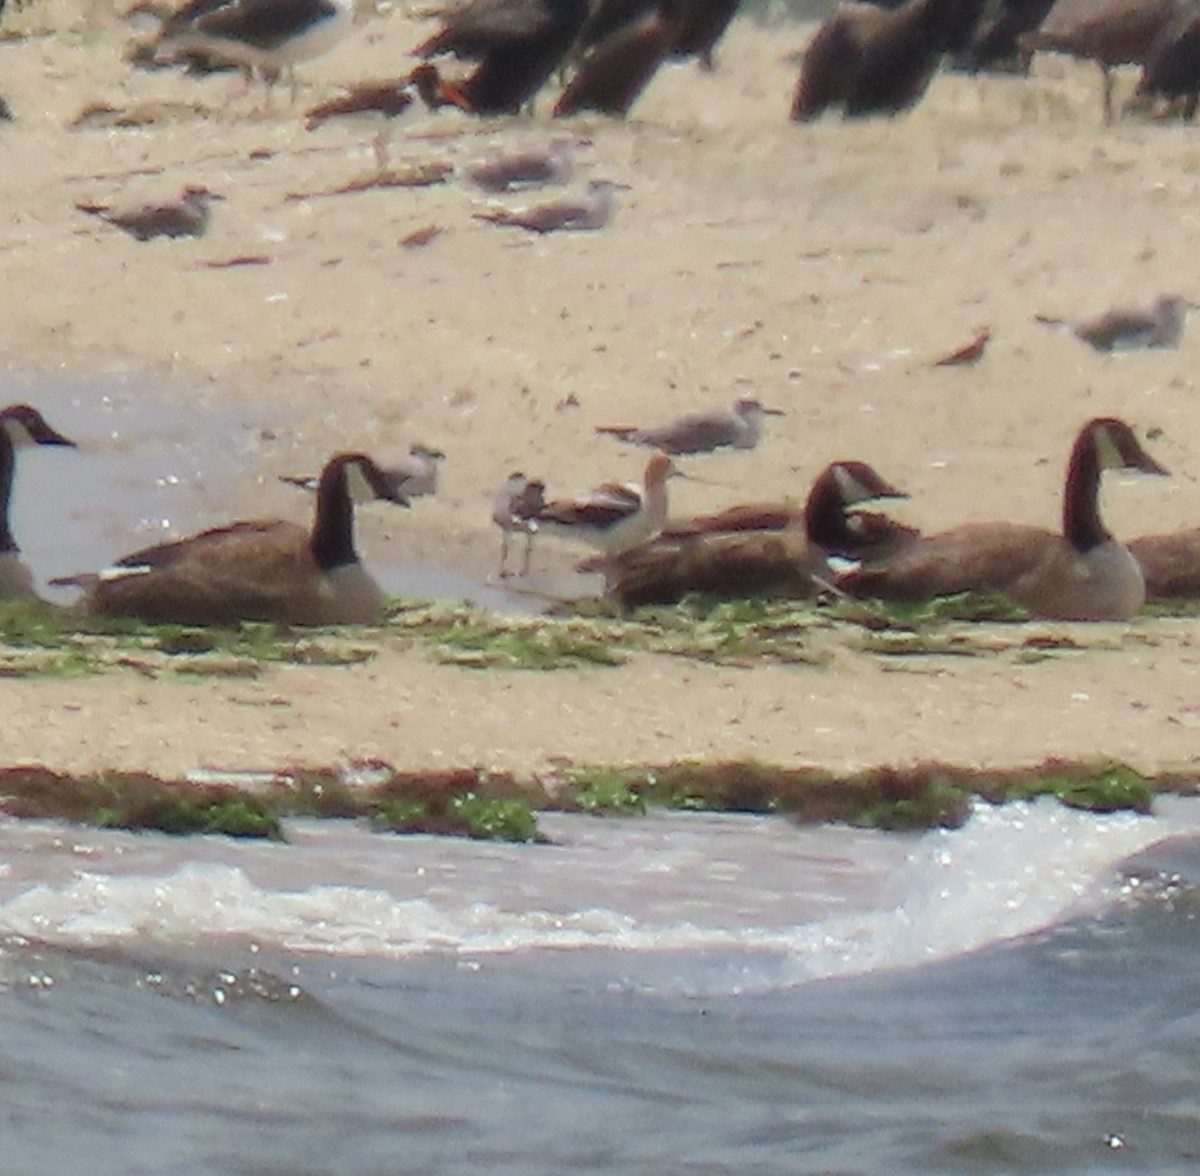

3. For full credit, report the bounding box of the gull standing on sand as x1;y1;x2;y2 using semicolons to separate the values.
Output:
75;185;220;241
473;178;627;233
1034;294;1191;352
596;398;785;456
282;444;446;500
492;471;546;577
535;452;676;555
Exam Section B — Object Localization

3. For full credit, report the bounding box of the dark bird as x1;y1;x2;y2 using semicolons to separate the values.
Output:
492;471;546;577
932;327;991;367
955;0;1056;72
1034;294;1190;352
52;453;409;626
595;397;784;455
1129;0;1200;118
152;0;356;97
76;184;220;241
791;0;983;121
554;0;682;116
414;0;592;114
473;177;626;232
0;405;77;600
1021;0;1177;122
840;418;1168;621
668;0;743;70
594;460;914;607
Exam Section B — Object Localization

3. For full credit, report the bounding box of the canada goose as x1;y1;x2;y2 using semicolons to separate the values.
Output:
536;451;676;555
1034;294;1190;352
281;444;445;499
842;418;1168;620
1128;522;1200;599
492;471;546;578
52;452;408;626
595;460;914;607
596;398;784;456
0;405;77;598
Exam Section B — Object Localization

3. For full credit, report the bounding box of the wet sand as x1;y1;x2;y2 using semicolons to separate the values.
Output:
3;4;1200;777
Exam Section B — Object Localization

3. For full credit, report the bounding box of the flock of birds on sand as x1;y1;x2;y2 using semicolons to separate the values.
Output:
4;285;1200;630
9;0;1200;626
6;0;1200;132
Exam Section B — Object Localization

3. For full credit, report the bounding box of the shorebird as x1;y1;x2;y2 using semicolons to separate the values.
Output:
536;452;676;555
554;0;682;117
1021;0;1176;122
52;453;408;626
595;398;784;456
791;0;982;120
154;0;356;99
473;178;626;233
1034;294;1190;352
492;471;546;577
0;405;77;600
414;0;592;114
304;65;434;129
841;418;1168;621
75;185;220;241
462;137;579;191
1129;0;1200;118
282;444;445;499
597;460;916;607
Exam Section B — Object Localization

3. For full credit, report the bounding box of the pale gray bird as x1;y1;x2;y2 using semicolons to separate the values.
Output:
596;398;785;456
76;184;220;241
1034;294;1191;352
282;444;445;499
492;471;546;578
472;178;627;234
463;137;579;192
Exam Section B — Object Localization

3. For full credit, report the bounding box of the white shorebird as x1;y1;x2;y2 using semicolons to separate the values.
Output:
492;472;546;578
473;178;627;234
596;398;785;456
282;444;445;500
156;0;356;99
536;452;676;556
76;185;220;241
1034;294;1192;352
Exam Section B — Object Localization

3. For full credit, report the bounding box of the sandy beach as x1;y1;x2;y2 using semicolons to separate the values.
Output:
3;1;1200;779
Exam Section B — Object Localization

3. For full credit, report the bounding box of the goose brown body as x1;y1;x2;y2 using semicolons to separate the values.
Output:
598;460;912;607
56;452;406;626
842;418;1167;620
1127;528;1200;598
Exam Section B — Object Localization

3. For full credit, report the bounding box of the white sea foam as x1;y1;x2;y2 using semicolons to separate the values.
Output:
0;800;1197;991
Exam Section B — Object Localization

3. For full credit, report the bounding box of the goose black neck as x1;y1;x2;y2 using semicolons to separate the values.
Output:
1062;428;1109;552
0;430;16;554
309;455;360;570
804;468;854;551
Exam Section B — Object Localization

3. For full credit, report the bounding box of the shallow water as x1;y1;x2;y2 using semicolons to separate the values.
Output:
0;366;532;611
3;799;1200;1174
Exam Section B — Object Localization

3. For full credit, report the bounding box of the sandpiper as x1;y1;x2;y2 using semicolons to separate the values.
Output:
76;184;220;241
596;398;784;456
536;452;676;555
492;471;546;578
1034;294;1191;352
473;178;627;233
463;137;579;192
